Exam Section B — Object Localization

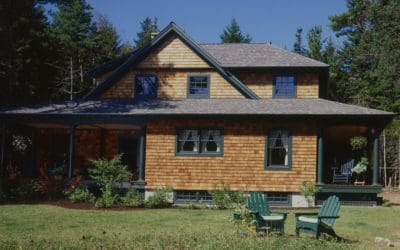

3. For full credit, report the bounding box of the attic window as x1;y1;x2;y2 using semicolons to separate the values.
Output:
135;75;158;99
187;75;210;98
273;75;296;98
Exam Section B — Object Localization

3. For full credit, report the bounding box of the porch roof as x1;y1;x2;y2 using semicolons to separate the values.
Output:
0;98;395;120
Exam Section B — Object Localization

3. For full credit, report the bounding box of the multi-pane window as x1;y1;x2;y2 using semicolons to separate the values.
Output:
135;75;158;99
273;75;296;98
265;192;291;207
175;190;213;204
188;75;210;98
266;129;292;169
176;128;223;156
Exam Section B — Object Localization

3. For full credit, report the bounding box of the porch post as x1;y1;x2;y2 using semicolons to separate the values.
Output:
68;125;77;179
0;123;6;177
138;133;145;182
372;130;380;185
317;127;324;184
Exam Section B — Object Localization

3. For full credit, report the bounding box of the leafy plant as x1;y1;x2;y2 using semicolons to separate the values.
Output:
145;186;172;208
88;155;132;186
300;181;319;207
209;181;246;209
95;183;119;208
350;136;368;151
351;157;369;174
121;187;142;207
88;155;132;208
67;186;95;203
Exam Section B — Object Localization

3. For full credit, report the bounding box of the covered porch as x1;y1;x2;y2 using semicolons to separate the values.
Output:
315;122;383;205
0;115;147;190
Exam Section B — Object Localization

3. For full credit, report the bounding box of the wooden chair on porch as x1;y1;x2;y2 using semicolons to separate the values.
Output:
247;192;287;234
332;159;355;184
295;195;341;239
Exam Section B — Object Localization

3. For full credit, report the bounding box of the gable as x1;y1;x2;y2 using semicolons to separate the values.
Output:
137;34;210;69
84;22;259;100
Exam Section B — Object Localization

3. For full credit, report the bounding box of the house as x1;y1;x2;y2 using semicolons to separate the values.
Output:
0;22;395;206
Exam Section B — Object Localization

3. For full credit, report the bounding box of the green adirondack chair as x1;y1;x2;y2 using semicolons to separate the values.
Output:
247;192;287;234
295;195;341;239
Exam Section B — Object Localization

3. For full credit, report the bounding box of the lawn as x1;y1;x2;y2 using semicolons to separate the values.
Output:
0;204;399;249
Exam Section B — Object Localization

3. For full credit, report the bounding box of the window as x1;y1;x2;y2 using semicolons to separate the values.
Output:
265;192;291;207
273;75;296;98
187;75;210;98
176;128;223;156
135;75;157;99
175;190;213;204
265;129;292;169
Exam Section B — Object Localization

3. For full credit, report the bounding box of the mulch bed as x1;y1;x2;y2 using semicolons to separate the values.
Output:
1;199;146;211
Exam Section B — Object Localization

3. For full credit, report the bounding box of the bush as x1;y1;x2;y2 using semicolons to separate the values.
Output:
209;181;246;209
95;183;119;208
121;187;142;207
145;186;172;208
67;186;95;203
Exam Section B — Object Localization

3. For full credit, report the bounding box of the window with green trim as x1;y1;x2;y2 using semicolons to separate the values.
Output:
176;128;223;156
266;129;292;169
187;75;210;98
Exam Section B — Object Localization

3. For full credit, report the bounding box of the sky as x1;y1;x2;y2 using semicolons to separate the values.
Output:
85;0;348;49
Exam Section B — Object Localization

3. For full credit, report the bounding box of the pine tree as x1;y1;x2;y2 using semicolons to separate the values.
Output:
306;26;323;61
134;17;159;48
220;18;252;43
92;14;121;63
0;0;59;107
117;42;133;56
50;0;96;100
293;27;306;55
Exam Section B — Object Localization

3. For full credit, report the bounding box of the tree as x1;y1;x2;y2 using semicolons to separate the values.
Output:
0;0;59;107
92;14;121;63
134;17;159;48
306;26;323;61
220;18;252;43
293;27;306;55
118;42;133;56
50;0;96;100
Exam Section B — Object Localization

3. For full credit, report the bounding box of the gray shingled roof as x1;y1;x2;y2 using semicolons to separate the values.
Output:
0;98;393;117
200;43;329;68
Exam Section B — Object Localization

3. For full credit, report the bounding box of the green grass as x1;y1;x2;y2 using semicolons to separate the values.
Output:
0;205;399;249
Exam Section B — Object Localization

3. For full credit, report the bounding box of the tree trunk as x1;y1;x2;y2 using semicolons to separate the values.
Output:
398;136;400;189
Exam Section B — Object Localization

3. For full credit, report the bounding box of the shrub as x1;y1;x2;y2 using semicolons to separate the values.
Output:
145;186;172;208
95;183;119;208
121;187;142;207
88;155;132;208
67;186;95;203
209;181;246;209
88;155;132;186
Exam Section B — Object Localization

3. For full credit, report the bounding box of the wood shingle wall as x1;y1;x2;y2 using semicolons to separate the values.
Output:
145;119;317;192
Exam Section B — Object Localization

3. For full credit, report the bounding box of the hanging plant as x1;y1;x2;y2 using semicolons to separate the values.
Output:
350;136;368;151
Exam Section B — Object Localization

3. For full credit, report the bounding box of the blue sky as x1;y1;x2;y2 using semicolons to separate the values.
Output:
86;0;347;49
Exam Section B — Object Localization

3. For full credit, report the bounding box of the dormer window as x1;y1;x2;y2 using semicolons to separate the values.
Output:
273;75;296;98
187;75;210;98
135;75;158;99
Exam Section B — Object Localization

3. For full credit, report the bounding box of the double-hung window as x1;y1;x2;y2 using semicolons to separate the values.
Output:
135;74;158;99
176;128;223;156
273;75;296;98
187;75;210;98
265;129;292;170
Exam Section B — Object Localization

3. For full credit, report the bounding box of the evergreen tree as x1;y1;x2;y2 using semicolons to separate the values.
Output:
220;18;252;43
50;0;96;100
117;42;134;56
293;27;306;55
92;14;121;63
134;17;159;48
306;26;323;61
0;0;59;107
